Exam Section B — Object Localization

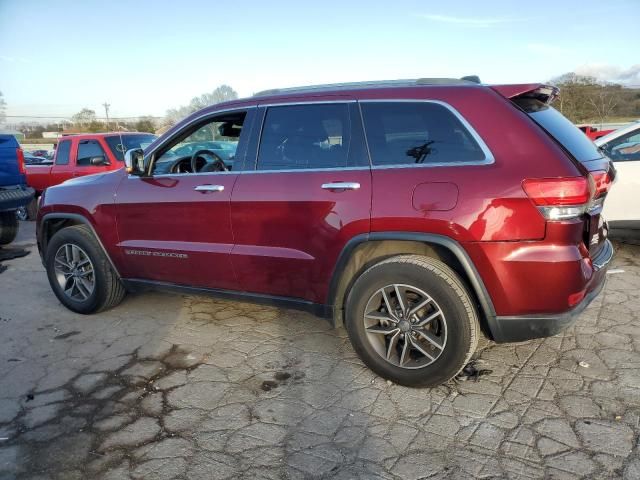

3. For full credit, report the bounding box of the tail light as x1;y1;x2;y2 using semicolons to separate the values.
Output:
590;170;612;199
523;171;613;220
16;148;26;175
522;177;592;220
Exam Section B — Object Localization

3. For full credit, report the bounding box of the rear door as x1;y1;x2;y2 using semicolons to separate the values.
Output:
115;108;254;289
229;101;371;303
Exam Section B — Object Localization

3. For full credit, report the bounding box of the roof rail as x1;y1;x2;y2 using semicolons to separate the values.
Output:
253;76;481;97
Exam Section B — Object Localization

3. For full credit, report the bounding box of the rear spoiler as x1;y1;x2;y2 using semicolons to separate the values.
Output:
491;83;559;104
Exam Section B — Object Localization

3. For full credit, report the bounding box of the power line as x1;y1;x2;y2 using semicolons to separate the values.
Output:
3;115;163;120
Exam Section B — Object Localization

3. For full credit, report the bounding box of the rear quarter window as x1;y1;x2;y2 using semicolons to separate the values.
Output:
514;98;603;163
360;102;488;166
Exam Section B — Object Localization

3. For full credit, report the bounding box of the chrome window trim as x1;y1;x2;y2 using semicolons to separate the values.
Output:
237;166;371;175
137;166;372;178
359;99;495;168
138;98;495;178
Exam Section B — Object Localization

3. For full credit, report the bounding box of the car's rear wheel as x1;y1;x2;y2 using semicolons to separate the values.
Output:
45;225;126;314
0;212;19;245
345;255;479;387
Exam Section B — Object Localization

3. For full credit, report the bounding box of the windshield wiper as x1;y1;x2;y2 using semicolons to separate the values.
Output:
406;140;435;164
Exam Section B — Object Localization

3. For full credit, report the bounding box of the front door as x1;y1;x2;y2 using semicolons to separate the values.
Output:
230;102;371;304
115;109;253;290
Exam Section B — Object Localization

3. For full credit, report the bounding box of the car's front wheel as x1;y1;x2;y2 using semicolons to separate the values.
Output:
45;225;126;314
345;255;479;387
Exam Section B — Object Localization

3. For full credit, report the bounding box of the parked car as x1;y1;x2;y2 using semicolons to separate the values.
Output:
596;122;640;238
24;153;51;165
0;135;34;243
37;78;614;387
30;149;49;158
577;124;614;141
23;133;156;219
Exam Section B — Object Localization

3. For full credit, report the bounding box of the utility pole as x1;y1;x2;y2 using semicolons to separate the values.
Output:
102;102;111;130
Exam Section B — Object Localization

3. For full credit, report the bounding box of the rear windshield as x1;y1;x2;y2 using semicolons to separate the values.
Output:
514;98;602;163
105;134;157;161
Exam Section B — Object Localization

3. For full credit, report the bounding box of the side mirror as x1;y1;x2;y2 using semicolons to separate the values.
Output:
90;155;109;166
124;148;146;176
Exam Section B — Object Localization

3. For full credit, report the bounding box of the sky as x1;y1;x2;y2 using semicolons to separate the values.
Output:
0;0;639;121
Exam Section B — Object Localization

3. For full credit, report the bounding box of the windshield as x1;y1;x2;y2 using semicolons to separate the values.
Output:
514;98;603;163
105;134;157;161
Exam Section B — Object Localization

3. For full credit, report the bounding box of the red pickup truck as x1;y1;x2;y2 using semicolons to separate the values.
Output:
577;124;614;141
26;132;156;203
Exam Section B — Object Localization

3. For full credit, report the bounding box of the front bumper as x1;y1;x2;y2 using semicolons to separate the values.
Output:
491;239;613;342
0;184;34;212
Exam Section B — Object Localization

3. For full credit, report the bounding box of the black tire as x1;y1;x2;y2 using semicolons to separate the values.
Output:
0;212;19;245
45;225;126;314
345;254;479;387
26;197;38;220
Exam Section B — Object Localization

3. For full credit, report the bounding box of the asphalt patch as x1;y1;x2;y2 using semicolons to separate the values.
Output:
53;331;81;340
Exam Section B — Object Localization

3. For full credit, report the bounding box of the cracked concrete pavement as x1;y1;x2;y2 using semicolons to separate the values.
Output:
1;222;640;479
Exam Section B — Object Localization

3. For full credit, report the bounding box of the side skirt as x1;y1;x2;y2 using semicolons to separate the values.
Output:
122;279;336;324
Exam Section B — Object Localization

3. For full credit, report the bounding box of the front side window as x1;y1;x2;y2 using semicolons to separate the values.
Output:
360;102;487;166
153;111;246;175
76;140;107;166
257;104;351;170
602;129;640;162
55;140;71;165
105;134;157;162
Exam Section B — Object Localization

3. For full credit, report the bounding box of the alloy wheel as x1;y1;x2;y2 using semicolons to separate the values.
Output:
53;243;95;301
363;283;447;369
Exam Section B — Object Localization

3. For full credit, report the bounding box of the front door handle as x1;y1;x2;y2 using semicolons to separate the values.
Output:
194;184;224;193
321;182;361;191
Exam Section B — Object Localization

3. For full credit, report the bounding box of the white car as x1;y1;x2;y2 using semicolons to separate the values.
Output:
595;122;640;238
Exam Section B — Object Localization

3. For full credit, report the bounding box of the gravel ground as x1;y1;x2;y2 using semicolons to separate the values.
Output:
1;221;639;479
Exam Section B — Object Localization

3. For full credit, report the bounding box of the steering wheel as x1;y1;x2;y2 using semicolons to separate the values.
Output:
190;149;228;173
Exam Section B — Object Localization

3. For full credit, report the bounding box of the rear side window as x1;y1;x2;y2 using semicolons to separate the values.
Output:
77;140;107;166
360;102;487;166
257;104;353;170
514;98;602;163
55;140;71;165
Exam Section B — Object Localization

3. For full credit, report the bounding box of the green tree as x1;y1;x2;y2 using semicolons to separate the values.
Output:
134;116;157;133
72;108;97;128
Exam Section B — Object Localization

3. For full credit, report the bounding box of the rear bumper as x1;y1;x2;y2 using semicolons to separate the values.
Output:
0;184;34;211
491;239;613;342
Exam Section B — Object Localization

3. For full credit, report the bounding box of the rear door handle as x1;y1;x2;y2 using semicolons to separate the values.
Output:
194;184;224;193
321;182;361;191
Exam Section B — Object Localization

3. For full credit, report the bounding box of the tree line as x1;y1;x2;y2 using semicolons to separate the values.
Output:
549;72;640;124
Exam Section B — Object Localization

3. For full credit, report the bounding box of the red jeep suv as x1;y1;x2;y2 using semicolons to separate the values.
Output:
36;78;614;386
